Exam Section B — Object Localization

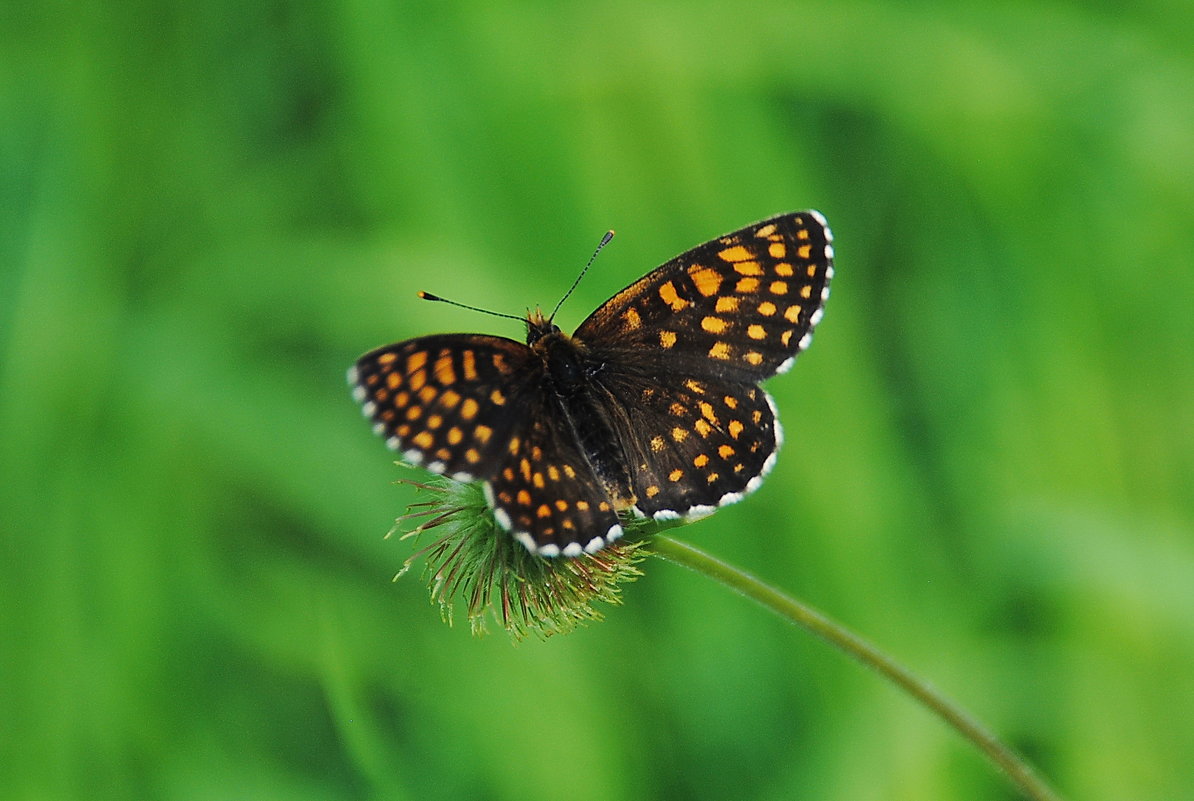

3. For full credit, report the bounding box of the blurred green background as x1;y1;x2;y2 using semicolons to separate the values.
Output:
4;1;1192;799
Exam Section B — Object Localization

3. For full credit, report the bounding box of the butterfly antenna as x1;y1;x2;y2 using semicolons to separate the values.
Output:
549;229;615;323
417;291;526;323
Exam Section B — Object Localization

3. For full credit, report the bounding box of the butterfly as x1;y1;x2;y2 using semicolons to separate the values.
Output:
349;211;834;557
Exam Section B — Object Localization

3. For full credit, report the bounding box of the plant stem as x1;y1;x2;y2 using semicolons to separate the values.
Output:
648;534;1065;801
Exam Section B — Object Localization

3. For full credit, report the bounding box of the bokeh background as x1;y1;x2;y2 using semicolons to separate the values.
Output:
4;2;1193;799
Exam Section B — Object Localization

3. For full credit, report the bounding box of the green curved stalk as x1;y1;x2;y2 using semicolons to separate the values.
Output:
648;534;1065;801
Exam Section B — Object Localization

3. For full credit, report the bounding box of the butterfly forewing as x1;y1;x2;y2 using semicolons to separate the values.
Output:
575;211;833;381
349;334;537;481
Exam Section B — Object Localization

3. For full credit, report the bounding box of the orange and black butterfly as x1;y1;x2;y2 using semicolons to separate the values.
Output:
349;212;834;556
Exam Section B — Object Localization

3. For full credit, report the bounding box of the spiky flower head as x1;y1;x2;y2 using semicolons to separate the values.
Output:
393;476;656;641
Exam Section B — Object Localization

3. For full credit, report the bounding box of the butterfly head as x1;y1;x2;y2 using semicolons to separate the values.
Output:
525;307;562;346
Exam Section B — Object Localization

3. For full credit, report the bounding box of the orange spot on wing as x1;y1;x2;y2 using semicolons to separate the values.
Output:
701;316;728;333
433;352;456;384
733;261;763;276
718;245;752;262
715;296;740;313
406;351;427;373
688;266;723;296
658;280;688;311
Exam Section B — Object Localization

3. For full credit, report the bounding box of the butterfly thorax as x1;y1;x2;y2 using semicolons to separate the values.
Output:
535;332;593;392
526;309;599;396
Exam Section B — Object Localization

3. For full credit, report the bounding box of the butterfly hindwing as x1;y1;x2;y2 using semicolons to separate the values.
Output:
591;370;781;520
575;211;833;382
486;401;625;557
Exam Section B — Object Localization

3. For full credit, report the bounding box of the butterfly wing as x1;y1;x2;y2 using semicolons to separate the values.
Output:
583;370;782;521
571;211;833;521
485;394;626;557
350;333;625;556
574;211;833;382
348;334;538;481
